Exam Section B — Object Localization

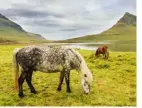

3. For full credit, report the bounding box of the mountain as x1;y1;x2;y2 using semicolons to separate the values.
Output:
0;14;25;32
0;13;46;43
58;12;136;51
27;32;46;40
117;12;136;26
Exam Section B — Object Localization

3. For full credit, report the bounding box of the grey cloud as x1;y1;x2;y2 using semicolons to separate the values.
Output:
60;28;80;32
118;0;136;8
0;0;136;40
0;8;64;18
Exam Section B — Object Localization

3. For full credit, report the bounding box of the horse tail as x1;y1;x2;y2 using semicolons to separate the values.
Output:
70;49;93;85
12;48;20;91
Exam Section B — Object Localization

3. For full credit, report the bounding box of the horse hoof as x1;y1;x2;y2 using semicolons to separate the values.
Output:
31;90;37;94
18;93;24;97
66;89;71;93
57;87;61;92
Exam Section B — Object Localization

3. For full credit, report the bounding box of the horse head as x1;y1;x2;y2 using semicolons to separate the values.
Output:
70;49;93;94
81;69;93;94
80;60;93;94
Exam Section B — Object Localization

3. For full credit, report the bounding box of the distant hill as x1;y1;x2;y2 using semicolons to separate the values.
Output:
0;14;25;32
27;32;46;40
0;13;47;43
58;12;136;51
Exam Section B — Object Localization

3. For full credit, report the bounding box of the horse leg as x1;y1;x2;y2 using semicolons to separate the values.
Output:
104;53;106;59
18;71;28;97
65;71;71;93
104;53;108;59
57;71;65;91
26;70;37;94
107;52;109;59
98;53;100;57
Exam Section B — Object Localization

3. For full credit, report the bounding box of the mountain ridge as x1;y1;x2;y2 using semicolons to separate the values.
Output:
110;12;136;29
0;13;25;32
56;12;136;51
27;32;46;40
58;12;136;42
0;13;46;43
117;12;136;26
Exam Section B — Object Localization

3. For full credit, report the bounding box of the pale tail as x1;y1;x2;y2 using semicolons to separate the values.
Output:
12;48;20;91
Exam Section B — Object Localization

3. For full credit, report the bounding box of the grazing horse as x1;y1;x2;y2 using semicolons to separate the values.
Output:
13;46;93;97
95;46;109;59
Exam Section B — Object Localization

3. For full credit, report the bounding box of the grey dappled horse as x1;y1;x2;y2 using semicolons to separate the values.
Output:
13;46;93;97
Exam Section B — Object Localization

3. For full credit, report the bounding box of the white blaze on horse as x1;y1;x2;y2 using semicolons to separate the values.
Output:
13;46;93;97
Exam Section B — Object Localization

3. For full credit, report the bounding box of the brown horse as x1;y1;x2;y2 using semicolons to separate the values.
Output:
95;46;109;59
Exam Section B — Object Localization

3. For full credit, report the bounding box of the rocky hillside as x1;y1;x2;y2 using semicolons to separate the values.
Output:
117;12;136;26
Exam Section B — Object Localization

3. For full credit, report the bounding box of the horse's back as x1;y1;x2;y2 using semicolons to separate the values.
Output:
15;46;81;72
96;45;108;54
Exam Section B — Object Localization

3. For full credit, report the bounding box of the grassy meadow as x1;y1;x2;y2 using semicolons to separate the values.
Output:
0;45;136;106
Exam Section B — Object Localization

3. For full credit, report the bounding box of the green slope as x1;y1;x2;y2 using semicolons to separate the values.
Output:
0;13;47;43
58;12;136;51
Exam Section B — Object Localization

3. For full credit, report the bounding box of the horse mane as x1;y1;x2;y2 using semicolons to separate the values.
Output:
70;49;93;85
69;49;86;69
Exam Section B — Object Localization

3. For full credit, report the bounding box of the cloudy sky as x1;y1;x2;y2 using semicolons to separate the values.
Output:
0;0;136;40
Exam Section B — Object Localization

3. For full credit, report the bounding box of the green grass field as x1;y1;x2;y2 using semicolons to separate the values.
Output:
0;45;136;106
